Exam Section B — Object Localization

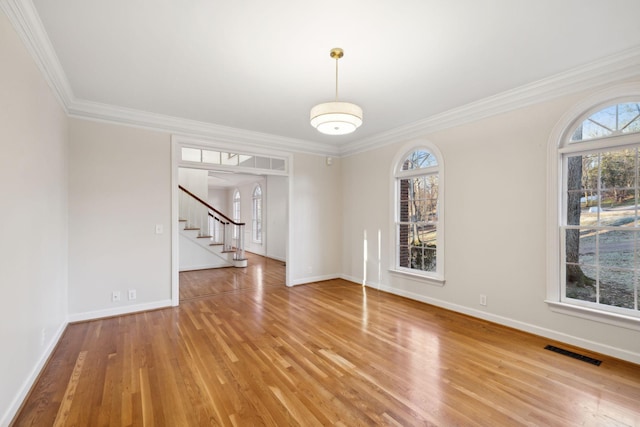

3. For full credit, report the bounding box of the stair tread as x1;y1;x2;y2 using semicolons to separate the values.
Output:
184;227;200;231
197;235;213;239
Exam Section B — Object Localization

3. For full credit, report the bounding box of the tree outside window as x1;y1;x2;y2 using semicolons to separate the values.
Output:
395;147;443;279
562;102;640;315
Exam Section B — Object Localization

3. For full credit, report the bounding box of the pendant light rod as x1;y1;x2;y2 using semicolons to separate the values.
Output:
330;48;344;101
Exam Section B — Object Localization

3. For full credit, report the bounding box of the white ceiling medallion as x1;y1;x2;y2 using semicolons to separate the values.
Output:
310;48;363;136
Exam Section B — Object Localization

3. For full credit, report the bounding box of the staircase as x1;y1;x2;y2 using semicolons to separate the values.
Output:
179;185;247;271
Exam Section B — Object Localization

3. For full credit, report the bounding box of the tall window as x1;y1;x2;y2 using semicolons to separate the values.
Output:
252;185;262;243
560;102;640;318
232;189;240;239
395;146;443;280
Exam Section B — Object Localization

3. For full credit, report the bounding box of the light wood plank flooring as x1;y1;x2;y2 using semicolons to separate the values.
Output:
179;253;286;301
12;270;640;425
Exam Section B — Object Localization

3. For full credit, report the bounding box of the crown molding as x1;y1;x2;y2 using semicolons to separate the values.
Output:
5;0;640;159
0;0;74;112
68;99;339;157
340;45;640;157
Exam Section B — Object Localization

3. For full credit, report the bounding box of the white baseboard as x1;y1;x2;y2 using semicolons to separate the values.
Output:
339;274;363;284
265;254;286;262
365;280;640;365
67;299;173;323
1;320;67;427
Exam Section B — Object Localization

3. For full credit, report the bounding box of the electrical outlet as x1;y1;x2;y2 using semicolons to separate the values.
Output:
128;289;137;301
480;294;487;306
155;224;163;234
112;291;121;302
40;328;46;346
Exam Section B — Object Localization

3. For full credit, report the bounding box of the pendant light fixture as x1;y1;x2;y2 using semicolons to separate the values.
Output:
310;48;363;135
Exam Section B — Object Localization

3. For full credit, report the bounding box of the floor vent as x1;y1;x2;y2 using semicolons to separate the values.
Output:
544;345;602;366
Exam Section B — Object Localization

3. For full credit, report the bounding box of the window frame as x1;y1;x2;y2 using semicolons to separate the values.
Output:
252;184;263;244
547;85;640;330
390;142;445;285
232;189;241;239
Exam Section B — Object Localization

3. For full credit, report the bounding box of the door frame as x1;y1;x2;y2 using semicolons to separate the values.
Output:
170;135;293;306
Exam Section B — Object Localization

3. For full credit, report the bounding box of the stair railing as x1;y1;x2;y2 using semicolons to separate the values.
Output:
178;185;246;261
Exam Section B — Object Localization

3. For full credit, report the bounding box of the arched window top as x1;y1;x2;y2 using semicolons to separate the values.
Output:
400;149;438;172
570;102;640;143
253;185;262;198
233;190;240;201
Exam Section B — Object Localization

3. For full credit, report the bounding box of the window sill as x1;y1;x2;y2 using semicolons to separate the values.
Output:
545;300;640;332
389;269;445;287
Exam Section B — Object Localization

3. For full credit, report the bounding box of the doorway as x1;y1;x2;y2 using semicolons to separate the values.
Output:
171;137;292;305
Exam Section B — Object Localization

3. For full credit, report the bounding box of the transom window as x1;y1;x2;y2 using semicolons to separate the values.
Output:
561;102;640;318
252;185;262;243
570;102;640;142
394;146;443;280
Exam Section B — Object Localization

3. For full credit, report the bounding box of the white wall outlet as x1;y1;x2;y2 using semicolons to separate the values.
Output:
112;291;121;302
480;294;487;306
128;289;137;301
40;328;46;346
155;224;163;234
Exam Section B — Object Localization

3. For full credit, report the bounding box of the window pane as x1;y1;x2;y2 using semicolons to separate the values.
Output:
620;103;640;134
181;147;201;162
256;156;270;169
567;155;588;225
239;155;254;167
401;150;437;170
202;150;221;164
565;228;597;302
600;149;635;190
570;102;640;142
599;268;635;309
221;153;238;166
271;158;286;171
598;230;636;269
410;243;436;272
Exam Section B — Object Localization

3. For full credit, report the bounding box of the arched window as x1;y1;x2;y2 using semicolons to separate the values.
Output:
252;185;262;243
394;144;444;282
556;100;640;319
232;189;240;239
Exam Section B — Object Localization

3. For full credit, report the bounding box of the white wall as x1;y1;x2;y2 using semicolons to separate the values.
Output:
266;175;287;261
68;119;172;319
179;167;208;200
0;11;68;426
341;83;640;364
290;153;342;284
208;187;228;214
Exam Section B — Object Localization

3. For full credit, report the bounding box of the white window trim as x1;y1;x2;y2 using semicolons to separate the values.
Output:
232;189;241;239
252;184;262;244
389;140;445;284
546;83;640;328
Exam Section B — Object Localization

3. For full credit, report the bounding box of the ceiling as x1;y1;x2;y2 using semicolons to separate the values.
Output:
18;1;640;153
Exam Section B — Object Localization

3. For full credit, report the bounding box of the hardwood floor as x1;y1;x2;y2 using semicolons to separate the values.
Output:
13;270;640;425
179;252;286;301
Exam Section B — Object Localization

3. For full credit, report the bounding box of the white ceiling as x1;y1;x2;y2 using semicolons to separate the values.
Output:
20;1;640;153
